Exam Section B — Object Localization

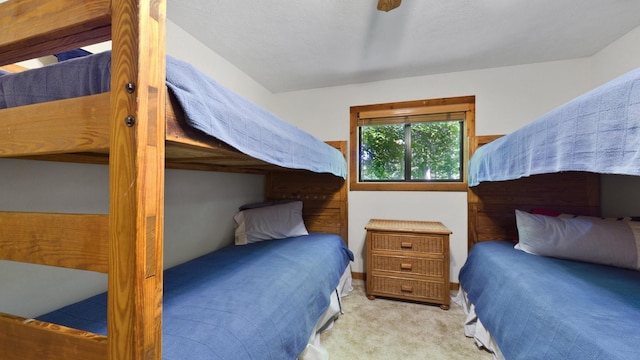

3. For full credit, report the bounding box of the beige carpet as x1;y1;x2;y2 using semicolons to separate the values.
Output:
321;280;493;360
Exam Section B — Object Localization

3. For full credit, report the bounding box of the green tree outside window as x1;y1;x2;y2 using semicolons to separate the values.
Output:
359;120;462;182
350;96;474;191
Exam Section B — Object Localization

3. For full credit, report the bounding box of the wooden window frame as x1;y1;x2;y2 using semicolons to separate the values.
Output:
350;96;475;191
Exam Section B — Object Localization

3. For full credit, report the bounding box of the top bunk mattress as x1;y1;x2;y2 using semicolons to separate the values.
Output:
0;51;347;178
468;67;640;186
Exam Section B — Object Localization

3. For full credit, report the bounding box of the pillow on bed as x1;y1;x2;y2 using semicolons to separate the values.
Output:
514;209;640;270
234;201;308;245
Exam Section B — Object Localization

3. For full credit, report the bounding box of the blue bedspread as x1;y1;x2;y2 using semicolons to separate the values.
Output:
0;52;346;178
469;67;640;186
37;233;353;360
459;241;640;360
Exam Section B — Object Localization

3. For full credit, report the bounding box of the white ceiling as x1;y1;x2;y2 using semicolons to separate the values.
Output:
167;0;640;93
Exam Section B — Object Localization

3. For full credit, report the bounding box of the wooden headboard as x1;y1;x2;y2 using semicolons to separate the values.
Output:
467;135;600;250
266;140;348;244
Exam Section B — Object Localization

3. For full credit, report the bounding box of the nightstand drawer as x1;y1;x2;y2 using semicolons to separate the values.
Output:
371;254;444;277
370;275;445;302
371;233;444;254
365;219;451;309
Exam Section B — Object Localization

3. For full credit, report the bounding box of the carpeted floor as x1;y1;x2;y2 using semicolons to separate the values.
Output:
321;280;493;360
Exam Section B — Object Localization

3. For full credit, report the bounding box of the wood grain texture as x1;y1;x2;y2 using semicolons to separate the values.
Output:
0;1;349;358
0;93;110;157
0;0;111;65
467;136;600;250
1;85;341;174
377;0;401;12
108;0;166;359
0;212;108;272
266;141;349;244
0;313;107;360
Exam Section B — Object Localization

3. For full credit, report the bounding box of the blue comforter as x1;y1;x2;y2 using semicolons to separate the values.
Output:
459;241;640;360
469;67;640;186
37;233;353;360
0;52;347;178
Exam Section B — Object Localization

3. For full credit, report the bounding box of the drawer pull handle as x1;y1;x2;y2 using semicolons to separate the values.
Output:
401;285;413;293
400;263;412;270
400;242;413;249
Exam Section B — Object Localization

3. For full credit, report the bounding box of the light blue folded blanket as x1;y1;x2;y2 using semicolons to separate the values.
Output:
469;67;640;186
0;52;347;178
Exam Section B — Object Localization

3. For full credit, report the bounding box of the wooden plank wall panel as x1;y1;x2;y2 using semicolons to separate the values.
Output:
467;135;601;249
0;212;108;272
266;172;347;239
265;141;348;244
468;158;600;249
0;313;107;360
0;0;111;65
471;172;600;208
303;207;342;235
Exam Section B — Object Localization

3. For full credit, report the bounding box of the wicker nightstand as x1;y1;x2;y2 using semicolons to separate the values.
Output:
365;219;451;309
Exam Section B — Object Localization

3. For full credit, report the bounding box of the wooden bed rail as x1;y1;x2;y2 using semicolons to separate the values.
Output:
0;1;346;359
0;94;111;157
0;313;107;360
0;0;112;66
2;0;167;359
0;211;109;272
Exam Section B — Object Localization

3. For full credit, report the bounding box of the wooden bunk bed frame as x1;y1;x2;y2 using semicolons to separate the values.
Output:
0;1;348;359
467;135;600;249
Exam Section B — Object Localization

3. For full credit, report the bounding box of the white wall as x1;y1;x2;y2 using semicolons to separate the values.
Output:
3;18;639;317
0;20;270;318
269;25;640;281
270;59;593;280
591;25;640;217
0;161;263;317
591;25;640;85
166;20;274;108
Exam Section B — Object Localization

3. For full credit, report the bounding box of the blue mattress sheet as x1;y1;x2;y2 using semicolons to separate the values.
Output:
459;240;640;360
37;233;354;360
469;67;640;186
0;52;347;178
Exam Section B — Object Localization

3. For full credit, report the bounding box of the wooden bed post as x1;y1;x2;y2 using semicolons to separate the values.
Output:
108;1;166;359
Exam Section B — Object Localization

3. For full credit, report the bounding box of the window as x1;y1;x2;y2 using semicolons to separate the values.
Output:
350;96;475;191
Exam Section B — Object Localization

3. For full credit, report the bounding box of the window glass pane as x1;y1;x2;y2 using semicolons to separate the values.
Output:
359;124;405;181
410;120;462;181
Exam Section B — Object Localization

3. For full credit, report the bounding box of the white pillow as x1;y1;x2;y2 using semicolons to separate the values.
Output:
514;209;640;270
234;201;308;245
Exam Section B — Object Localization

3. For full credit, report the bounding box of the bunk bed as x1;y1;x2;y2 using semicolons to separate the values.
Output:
461;66;640;359
0;1;351;359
